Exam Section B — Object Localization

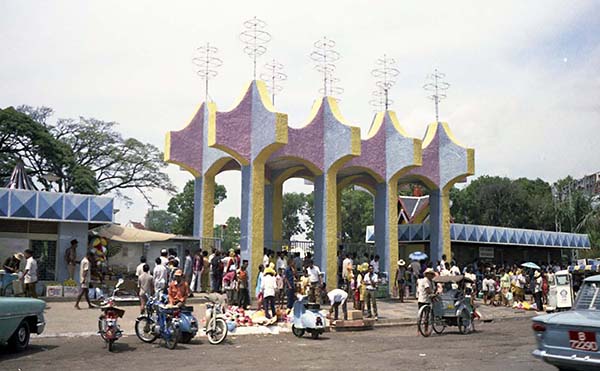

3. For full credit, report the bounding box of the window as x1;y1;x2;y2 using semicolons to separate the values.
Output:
31;240;57;281
556;275;570;286
574;282;600;311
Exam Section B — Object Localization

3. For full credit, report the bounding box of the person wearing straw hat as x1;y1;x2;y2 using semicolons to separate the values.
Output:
261;265;277;319
394;259;407;302
3;252;23;274
417;268;436;310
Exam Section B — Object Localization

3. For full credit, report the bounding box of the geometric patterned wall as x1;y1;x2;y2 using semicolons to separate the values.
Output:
0;188;113;223
382;223;591;250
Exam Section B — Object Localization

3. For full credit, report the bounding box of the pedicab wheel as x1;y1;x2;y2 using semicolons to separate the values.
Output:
291;325;305;338
135;316;158;343
432;320;446;334
164;323;179;349
417;305;433;337
8;320;30;352
458;309;472;334
207;318;228;345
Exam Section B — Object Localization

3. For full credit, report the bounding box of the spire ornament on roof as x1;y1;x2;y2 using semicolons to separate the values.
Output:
423;68;450;122
239;16;271;80
192;42;223;102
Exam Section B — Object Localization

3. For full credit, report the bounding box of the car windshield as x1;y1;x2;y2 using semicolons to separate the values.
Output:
574;282;600;310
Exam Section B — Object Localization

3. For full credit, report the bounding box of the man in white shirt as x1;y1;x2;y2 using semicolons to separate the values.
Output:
23;249;38;298
417;268;436;309
135;256;147;277
153;257;169;293
370;255;381;274
159;249;169;266
276;252;287;271
306;261;322;303
75;251;95;309
327;288;348;321
363;265;379;319
341;253;353;289
449;261;461;276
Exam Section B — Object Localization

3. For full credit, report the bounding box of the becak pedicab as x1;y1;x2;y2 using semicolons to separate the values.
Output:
417;275;476;337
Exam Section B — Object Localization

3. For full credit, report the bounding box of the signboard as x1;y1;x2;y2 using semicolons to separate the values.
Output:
479;246;494;259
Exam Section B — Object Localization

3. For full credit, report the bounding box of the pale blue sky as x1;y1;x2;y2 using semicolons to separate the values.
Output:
1;1;599;226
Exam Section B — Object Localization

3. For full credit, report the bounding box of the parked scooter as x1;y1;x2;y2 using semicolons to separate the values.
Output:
98;279;126;352
135;293;181;349
291;295;326;339
203;295;228;345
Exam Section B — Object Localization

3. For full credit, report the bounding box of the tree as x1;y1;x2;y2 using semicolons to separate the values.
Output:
282;192;308;241
0;107;73;188
144;209;177;233
340;188;374;243
215;216;241;250
167;180;227;235
14;105;175;204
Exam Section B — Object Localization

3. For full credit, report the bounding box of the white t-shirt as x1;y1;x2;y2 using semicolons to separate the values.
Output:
136;262;145;277
450;265;461;276
363;272;378;290
153;264;168;288
276;257;287;271
80;257;91;287
24;256;38;284
327;289;348;305
307;265;321;283
261;274;277;297
417;278;434;303
263;255;270;267
370;260;380;273
342;258;352;279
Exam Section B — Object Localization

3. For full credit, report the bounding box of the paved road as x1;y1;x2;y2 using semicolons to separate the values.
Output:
0;318;552;371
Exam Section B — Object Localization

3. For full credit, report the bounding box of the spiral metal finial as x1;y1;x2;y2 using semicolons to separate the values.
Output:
260;58;287;105
310;36;341;98
423;68;450;122
369;54;400;111
192;42;223;101
239;16;271;80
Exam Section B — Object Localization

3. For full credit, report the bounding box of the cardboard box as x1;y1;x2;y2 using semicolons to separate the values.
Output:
63;286;80;297
347;310;363;320
46;285;63;297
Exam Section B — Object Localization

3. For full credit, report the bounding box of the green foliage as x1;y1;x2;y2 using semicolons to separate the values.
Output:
340;188;374;243
214;216;241;250
144;209;177;233
167;180;227;236
7;105;175;205
282;192;308;241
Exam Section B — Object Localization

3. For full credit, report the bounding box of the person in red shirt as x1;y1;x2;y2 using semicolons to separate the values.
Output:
168;269;189;306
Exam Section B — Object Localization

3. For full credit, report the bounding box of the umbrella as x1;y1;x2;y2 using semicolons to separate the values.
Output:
521;262;541;270
409;251;428;261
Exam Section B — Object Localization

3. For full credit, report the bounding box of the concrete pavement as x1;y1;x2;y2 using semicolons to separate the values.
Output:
39;294;538;337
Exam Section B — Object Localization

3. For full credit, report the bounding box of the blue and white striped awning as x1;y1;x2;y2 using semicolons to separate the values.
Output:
367;223;591;249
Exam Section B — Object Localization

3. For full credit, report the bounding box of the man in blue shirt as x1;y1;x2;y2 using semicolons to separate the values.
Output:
284;259;296;309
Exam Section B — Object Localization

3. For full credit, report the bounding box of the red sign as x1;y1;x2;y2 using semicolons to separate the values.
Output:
569;331;598;352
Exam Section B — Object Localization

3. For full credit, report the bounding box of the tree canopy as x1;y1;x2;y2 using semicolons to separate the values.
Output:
166;180;226;235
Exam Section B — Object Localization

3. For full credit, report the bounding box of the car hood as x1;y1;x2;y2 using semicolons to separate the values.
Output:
534;310;600;328
0;297;46;315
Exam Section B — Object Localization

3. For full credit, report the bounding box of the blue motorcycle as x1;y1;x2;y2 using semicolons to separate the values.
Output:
135;294;181;349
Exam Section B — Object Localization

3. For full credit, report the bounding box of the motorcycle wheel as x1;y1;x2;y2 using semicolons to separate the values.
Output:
135;317;158;343
311;331;320;339
164;322;179;350
291;325;305;338
417;305;433;337
98;318;109;341
206;318;228;345
179;332;194;344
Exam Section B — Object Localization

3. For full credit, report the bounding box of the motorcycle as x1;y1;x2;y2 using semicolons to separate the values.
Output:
203;295;228;345
291;294;326;339
98;279;126;352
135;293;181;349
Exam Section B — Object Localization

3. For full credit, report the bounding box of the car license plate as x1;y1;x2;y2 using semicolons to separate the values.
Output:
569;331;598;352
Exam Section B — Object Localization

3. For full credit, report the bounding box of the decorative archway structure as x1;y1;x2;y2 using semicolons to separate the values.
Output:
165;80;474;292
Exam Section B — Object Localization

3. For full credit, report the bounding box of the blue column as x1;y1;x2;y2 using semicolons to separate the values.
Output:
263;183;274;250
240;165;252;262
374;182;390;276
429;189;443;263
312;174;326;271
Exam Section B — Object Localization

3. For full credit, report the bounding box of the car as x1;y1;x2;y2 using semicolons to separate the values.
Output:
0;297;46;351
531;274;600;371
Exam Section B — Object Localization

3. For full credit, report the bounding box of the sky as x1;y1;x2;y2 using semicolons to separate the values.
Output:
1;1;599;227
